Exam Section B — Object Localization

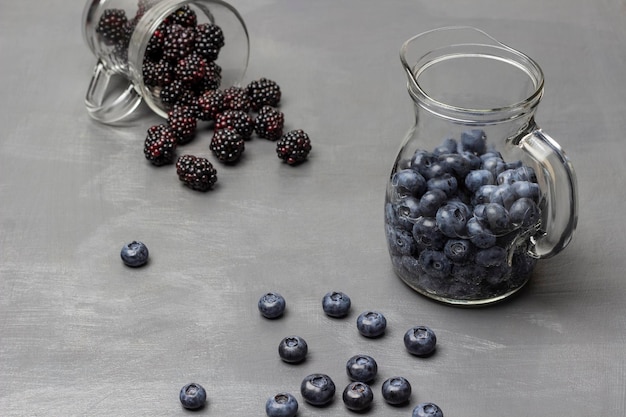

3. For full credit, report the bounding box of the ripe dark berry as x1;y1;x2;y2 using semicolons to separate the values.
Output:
145;22;167;60
223;86;251;112
276;129;312;165
142;59;174;88
194;23;225;61
247;78;281;110
322;291;351;318
175;155;218;191
265;393;298;417
412;402;444;417
278;336;308;363
215;110;254;140
160;79;194;108
258;292;286;319
162;24;196;62
144;124;178;166
346;354;378;383
120;241;149;267
96;9;129;46
254;106;284;141
404;325;437;357
169;5;197;28
300;374;336;406
210;128;245;163
195;61;222;93
174;53;207;85
197;89;225;121
356;311;387;338
381;376;412;405
167;104;197;145
179;382;206;410
342;382;374;412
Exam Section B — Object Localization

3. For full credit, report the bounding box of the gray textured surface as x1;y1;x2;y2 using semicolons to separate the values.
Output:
1;0;626;416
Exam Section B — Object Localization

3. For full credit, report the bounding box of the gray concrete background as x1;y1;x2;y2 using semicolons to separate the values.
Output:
1;0;626;415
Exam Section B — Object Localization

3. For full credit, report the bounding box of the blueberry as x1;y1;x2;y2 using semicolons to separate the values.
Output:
404;325;437;356
480;150;503;161
482;202;512;233
386;225;417;256
433;137;458;155
412;217;446;250
511;181;541;202
464;169;494;193
514;165;537;182
265;392;298;417
444;239;474;264
120;241;149;267
466;217;497;248
439;153;471;178
426;174;458;197
472;184;498;206
179;382;207;410
412;402;444;417
391;169;427;198
475;246;508;267
300;373;336;406
461;151;482;169
356;311;387;338
482;156;506;178
258;292;286;319
509;197;541;228
346;354;378;383
418;250;451;279
396;196;423;225
435;201;471;238
505;159;523;170
411;150;438;178
490;185;517;209
381;376;412;405
460;129;487;155
419;189;448;217
322;291;351;318
385;202;400;227
496;169;518;185
342;382;374;411
278;335;308;363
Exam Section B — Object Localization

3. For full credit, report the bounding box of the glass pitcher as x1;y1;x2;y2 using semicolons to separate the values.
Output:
82;0;249;123
385;27;578;306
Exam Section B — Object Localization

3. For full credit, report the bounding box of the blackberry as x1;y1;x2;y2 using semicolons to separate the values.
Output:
176;155;218;191
254;106;285;141
167;104;197;144
175;52;207;85
215;110;254;140
247;78;281;111
142;59;173;88
194;61;222;93
197;89;225;121
160;79;195;107
144;124;178;166
210;128;245;163
223;86;251;112
162;24;196;62
145;22;167;60
169;5;197;27
276;130;312;165
96;9;129;46
194;23;225;62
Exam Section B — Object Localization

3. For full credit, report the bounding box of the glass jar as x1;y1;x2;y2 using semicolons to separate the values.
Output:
82;0;249;123
385;27;578;306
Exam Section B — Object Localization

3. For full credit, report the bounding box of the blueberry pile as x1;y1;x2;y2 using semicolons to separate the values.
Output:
386;129;542;302
256;291;442;416
95;3;312;193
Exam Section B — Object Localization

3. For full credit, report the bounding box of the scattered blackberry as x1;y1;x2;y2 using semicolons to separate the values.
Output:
160;79;195;108
167;104;198;145
247;78;281;111
162;24;196;62
194;23;225;61
215;110;254;140
210;128;245;163
276;129;312;165
197;89;225;121
169;5;197;28
96;9;129;46
144;124;178;166
142;59;173;88
175;52;207;85
176;155;218;191
254;106;285;140
223;86;251;112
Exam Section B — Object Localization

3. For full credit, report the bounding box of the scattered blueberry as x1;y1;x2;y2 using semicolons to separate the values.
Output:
356;311;387;338
404;325;437;356
278;335;308;363
120;241;149;267
381;376;412;405
413;402;444;417
265;392;298;417
300;373;336;406
179;382;207;410
346;354;378;383
342;382;374;411
258;292;286;319
322;291;351;318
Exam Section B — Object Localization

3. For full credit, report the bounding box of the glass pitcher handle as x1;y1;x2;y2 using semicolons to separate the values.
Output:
520;129;578;258
85;59;143;123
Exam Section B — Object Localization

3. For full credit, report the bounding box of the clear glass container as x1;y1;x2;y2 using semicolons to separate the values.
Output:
385;27;578;306
82;0;249;123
